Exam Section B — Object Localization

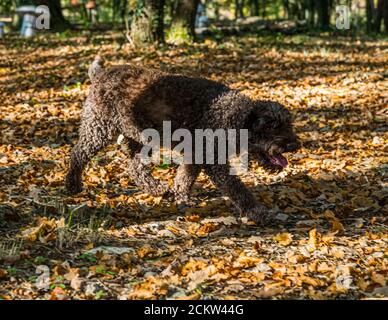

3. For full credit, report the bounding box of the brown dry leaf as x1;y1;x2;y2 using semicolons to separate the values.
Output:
323;210;336;220
84;242;94;251
0;269;8;279
64;268;83;291
317;262;333;273
288;254;305;264
21;217;57;242
173;292;201;300
308;229;321;246
50;286;68;300
300;275;325;287
253;287;284;298
181;259;208;276
196;222;219;237
273;232;293;246
187;265;217;291
137;246;157;259
321;232;337;244
323;210;345;233
166;225;181;236
331;219;345;233
184;215;201;222
371;272;387;286
127;289;154;300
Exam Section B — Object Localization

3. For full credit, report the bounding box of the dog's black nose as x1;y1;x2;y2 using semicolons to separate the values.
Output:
285;141;301;152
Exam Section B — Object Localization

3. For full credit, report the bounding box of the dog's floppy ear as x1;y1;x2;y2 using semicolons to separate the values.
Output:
245;108;267;131
248;101;291;131
246;101;285;132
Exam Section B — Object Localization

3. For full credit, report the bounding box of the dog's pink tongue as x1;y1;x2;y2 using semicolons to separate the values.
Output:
269;154;288;168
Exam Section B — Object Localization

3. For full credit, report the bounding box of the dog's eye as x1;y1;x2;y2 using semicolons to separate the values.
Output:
265;123;279;131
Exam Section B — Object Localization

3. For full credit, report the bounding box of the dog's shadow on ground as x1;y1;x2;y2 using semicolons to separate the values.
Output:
4;163;385;234
0;162;385;264
128;162;386;233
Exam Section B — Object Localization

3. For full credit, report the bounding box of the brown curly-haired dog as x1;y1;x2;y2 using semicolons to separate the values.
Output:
66;58;300;225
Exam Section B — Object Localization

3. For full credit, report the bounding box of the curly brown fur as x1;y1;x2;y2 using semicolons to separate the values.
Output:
66;58;300;226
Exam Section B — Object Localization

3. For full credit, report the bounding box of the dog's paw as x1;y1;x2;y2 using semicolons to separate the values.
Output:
245;206;274;226
65;175;83;195
65;184;83;195
162;189;176;202
162;190;195;207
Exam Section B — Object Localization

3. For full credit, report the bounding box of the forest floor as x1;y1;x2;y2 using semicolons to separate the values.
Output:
0;32;387;300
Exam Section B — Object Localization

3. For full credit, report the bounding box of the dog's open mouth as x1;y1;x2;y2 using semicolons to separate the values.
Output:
256;152;288;173
268;154;288;168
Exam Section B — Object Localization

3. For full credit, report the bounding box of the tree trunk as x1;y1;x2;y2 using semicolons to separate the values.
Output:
375;0;384;32
33;0;70;31
168;0;199;44
283;0;289;19
235;0;245;19
130;0;165;47
262;0;266;19
366;0;375;33
384;0;388;32
317;0;330;30
120;0;128;27
307;0;316;27
249;0;259;16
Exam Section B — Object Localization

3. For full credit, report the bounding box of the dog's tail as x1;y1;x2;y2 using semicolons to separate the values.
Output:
88;56;104;82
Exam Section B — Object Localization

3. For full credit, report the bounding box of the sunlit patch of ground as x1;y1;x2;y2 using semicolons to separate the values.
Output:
0;32;387;300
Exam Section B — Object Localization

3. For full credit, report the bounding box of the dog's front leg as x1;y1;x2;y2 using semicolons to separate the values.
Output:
204;164;272;226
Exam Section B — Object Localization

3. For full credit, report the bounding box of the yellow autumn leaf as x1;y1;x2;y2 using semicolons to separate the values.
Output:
331;219;345;233
273;232;293;246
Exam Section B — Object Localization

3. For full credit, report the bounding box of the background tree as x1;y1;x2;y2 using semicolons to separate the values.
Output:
167;0;200;44
366;0;376;32
307;0;317;27
130;0;165;47
317;0;330;30
235;0;245;19
7;0;388;37
262;0;266;19
283;0;289;19
18;0;70;30
374;0;388;32
249;0;259;16
384;0;388;32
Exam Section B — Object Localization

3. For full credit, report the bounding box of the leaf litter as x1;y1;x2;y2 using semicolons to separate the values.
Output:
0;33;387;300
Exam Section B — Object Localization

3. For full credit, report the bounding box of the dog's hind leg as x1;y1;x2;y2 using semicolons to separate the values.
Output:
169;164;201;204
65;100;116;194
120;136;169;197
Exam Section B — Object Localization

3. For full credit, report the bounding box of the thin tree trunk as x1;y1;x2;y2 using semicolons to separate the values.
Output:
235;0;244;20
34;0;70;31
317;0;330;30
366;0;375;33
375;0;384;32
130;0;165;47
120;0;128;27
283;0;289;19
307;0;316;27
249;0;259;16
168;0;199;44
384;0;388;32
262;0;266;19
239;0;245;18
214;1;220;21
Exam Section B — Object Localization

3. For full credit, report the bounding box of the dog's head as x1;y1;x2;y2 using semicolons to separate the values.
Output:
246;101;300;173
